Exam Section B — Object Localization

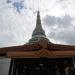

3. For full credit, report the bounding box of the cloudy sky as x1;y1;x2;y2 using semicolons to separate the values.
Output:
0;0;75;48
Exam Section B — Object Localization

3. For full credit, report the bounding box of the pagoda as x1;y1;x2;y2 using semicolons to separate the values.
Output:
0;11;75;75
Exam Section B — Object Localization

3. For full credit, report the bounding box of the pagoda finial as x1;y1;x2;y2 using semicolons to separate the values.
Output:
32;10;46;37
29;11;47;43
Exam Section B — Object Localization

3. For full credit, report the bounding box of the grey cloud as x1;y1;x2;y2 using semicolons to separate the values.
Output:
56;0;65;2
57;15;72;27
56;0;67;3
43;15;72;28
43;15;56;26
44;14;75;45
48;28;75;45
6;0;25;13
